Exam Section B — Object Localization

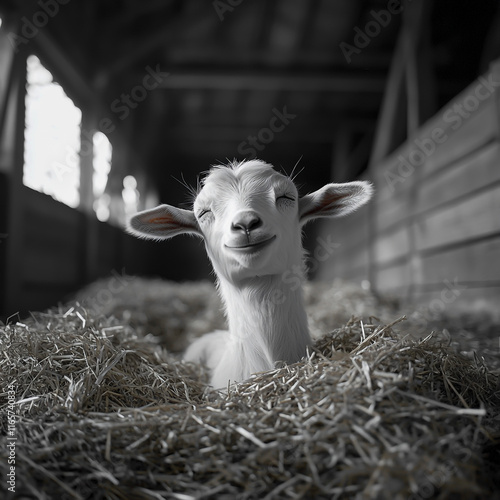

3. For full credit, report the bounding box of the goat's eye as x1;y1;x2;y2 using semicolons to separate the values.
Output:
276;194;295;206
197;208;212;220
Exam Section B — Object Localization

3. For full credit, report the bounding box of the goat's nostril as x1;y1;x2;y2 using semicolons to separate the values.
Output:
231;214;262;233
247;217;262;231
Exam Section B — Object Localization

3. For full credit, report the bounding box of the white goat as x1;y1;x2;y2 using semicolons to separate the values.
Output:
127;160;372;388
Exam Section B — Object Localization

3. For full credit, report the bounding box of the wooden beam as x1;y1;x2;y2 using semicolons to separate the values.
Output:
159;121;376;144
166;47;394;69
0;16;16;137
154;71;387;93
32;29;96;105
95;9;215;83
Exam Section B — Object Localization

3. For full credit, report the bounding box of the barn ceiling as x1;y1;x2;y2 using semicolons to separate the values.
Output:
1;0;499;205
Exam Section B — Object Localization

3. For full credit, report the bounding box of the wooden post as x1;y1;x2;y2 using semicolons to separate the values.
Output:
4;52;27;317
403;0;434;302
79;111;99;284
491;58;500;138
367;0;434;298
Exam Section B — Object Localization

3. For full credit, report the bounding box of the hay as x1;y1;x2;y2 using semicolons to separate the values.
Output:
1;278;499;499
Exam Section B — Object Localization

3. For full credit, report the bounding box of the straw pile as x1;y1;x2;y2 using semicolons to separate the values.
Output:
1;278;499;499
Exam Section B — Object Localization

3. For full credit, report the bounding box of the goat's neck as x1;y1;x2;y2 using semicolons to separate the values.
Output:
217;269;311;371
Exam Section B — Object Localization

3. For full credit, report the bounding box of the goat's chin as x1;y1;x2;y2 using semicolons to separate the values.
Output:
216;246;286;282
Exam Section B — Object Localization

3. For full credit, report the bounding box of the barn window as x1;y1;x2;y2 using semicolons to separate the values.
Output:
23;55;82;208
92;131;112;222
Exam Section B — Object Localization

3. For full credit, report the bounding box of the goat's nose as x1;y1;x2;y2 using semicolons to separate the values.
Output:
231;211;262;233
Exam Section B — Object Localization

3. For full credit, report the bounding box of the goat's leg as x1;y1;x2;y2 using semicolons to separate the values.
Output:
183;330;228;373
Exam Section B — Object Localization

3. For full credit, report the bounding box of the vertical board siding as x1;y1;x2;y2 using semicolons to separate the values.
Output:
316;63;500;315
20;187;84;310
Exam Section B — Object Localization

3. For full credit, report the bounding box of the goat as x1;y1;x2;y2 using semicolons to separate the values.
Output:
127;160;372;388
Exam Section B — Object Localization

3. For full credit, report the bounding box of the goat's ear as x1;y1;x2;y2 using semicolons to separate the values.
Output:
299;181;373;225
126;204;202;240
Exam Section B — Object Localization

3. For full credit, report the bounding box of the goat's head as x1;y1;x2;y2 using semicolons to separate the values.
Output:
127;160;373;283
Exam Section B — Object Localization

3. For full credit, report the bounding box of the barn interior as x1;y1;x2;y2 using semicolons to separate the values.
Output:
1;1;500;498
1;0;499;320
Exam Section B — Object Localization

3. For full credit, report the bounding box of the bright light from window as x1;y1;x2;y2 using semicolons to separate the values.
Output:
23;55;82;208
0;17;3;30
92;131;112;222
122;175;139;216
93;131;111;197
94;193;111;222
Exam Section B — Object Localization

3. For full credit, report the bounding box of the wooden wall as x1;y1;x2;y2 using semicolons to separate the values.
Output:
0;184;159;320
317;62;500;318
0;31;163;321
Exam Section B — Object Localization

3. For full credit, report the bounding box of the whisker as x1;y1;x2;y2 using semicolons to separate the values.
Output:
171;173;198;205
290;156;304;181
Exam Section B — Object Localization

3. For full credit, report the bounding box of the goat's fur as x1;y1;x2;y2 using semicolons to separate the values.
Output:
127;160;373;388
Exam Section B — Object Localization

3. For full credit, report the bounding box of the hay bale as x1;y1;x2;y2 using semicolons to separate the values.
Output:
1;278;499;499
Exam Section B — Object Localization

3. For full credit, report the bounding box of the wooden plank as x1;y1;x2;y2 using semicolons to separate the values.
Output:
315;207;371;281
373;148;416;206
0;23;15;137
24;217;81;250
415;185;500;252
335;262;370;283
94;222;124;277
336;247;368;276
422;100;498;176
408;286;500;323
22;246;79;286
420;237;500;285
315;207;370;250
375;261;412;294
375;190;412;233
417;142;500;215
16;287;76;315
318;256;369;283
374;227;410;265
373;72;499;193
24;187;82;227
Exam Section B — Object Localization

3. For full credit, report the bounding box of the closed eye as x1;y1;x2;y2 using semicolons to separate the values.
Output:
276;194;296;203
197;208;212;219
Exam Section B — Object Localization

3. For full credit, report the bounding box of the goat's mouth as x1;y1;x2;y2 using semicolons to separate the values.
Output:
225;235;276;253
